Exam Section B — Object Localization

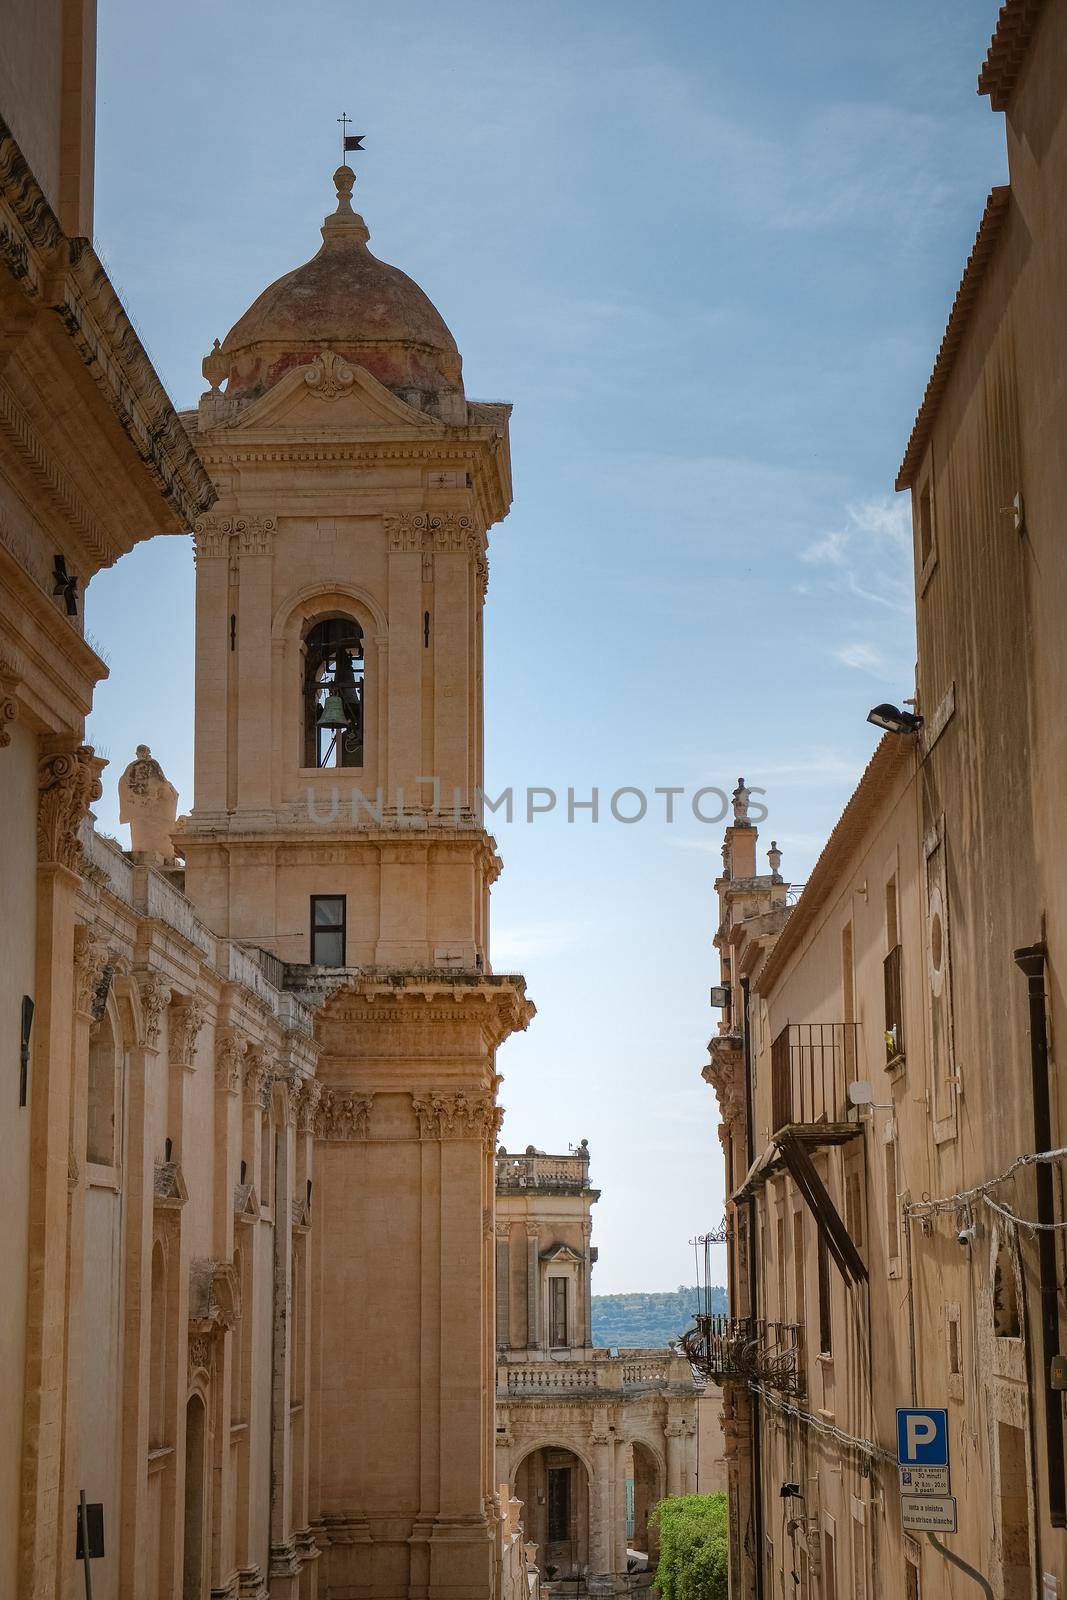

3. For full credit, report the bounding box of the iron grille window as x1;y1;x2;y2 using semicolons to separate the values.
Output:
884;943;905;1064
311;895;346;966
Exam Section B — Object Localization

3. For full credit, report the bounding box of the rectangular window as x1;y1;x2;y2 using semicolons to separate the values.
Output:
549;1277;568;1348
842;921;856;1081
884;942;905;1065
311;895;346;966
905;1557;920;1600
918;481;934;570
818;1231;832;1356
777;1215;787;1321
946;1302;964;1401
845;1168;865;1254
547;1466;571;1542
823;1526;837;1600
792;1211;805;1329
885;1136;900;1275
851;1513;867;1600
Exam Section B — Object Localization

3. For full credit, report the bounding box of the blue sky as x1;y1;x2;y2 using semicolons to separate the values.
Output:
86;0;1006;1293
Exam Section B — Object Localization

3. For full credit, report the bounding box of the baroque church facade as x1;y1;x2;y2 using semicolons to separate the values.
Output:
0;2;537;1587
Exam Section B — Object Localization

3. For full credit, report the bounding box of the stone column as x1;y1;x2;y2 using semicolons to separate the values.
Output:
495;1224;511;1349
665;1417;685;1499
613;1438;629;1575
19;743;103;1600
581;1218;594;1347
119;972;171;1600
235;516;276;812
588;1425;614;1587
526;1226;540;1350
269;1070;299;1595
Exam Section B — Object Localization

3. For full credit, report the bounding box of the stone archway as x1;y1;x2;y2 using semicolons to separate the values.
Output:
631;1440;665;1563
513;1444;592;1581
182;1392;207;1599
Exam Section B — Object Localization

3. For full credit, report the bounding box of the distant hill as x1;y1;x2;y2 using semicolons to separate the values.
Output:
591;1286;727;1349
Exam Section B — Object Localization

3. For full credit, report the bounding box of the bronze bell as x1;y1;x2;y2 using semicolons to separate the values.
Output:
316;693;348;730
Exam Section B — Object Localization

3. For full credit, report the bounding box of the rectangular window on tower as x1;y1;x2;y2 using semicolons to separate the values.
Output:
549;1277;568;1348
311;895;346;966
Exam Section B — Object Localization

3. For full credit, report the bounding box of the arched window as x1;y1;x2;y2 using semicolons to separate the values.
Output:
87;1013;118;1165
303;616;365;768
149;1242;167;1448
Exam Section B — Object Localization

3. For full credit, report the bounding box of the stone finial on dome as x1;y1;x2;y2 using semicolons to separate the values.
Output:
322;164;370;245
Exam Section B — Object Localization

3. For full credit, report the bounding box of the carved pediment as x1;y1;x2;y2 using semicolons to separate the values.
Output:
190;1258;241;1332
539;1242;583;1265
153;1160;188;1210
220;354;435;436
234;1181;260;1224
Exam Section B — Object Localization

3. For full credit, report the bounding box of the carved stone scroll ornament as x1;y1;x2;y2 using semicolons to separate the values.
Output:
297;1076;323;1134
137;973;172;1050
0;652;22;748
73;928;111;1018
169;996;207;1071
243;1049;275;1109
313;1087;373;1141
0;694;17;747
37;744;104;869
215;1028;247;1094
304;349;355;400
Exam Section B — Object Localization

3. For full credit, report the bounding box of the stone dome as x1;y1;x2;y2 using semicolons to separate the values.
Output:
215;166;463;409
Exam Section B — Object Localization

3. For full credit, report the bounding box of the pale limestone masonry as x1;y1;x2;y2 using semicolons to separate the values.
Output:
493;1146;718;1594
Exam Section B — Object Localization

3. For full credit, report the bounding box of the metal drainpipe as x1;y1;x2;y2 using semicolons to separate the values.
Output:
741;976;764;1600
1014;942;1066;1528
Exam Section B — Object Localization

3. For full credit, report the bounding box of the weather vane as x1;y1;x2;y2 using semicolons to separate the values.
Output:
337;112;365;163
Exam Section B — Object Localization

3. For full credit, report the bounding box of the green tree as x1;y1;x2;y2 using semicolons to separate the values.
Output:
651;1494;729;1600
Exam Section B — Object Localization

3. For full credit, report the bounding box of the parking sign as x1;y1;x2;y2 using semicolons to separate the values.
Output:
896;1408;949;1468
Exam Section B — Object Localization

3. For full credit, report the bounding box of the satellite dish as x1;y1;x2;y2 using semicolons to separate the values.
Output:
849;1080;875;1107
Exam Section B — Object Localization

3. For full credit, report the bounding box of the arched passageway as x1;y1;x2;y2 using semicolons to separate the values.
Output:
631;1441;664;1562
514;1445;591;1580
182;1393;207;1599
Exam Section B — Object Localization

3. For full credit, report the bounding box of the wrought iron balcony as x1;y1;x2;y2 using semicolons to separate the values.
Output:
681;1314;805;1397
770;1022;859;1133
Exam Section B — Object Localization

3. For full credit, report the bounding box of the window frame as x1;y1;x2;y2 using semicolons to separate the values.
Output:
310;894;347;967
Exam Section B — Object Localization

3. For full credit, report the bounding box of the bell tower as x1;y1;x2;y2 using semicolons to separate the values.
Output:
182;164;533;1599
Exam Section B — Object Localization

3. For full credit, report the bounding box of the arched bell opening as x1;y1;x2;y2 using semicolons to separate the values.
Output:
302;615;365;769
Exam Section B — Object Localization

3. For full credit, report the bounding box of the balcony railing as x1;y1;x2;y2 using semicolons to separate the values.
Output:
681;1314;805;1396
495;1149;591;1192
770;1022;858;1130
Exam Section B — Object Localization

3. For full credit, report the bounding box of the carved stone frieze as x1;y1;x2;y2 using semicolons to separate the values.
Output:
37;744;104;869
384;510;482;557
236;515;276;556
411;1089;502;1149
314;1087;373;1141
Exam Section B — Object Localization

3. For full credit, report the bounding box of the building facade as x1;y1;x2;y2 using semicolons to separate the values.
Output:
697;3;1067;1596
494;1145;710;1594
0;4;216;1595
1;8;537;1593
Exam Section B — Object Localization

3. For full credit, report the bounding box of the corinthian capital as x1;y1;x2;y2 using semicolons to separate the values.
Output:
37;744;105;870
